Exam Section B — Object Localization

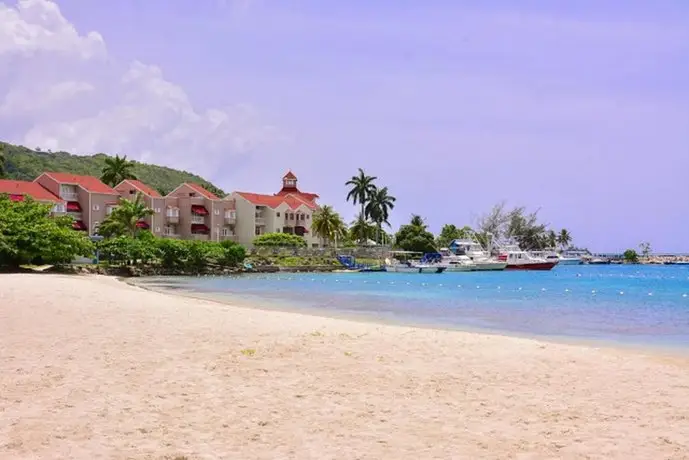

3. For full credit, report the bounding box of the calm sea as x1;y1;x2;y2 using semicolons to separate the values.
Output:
137;265;689;350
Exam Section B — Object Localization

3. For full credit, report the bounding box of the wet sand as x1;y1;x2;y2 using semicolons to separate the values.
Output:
1;274;688;459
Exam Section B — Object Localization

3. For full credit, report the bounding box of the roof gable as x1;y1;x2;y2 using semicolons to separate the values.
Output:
118;179;161;197
0;179;63;203
167;182;219;200
42;172;118;195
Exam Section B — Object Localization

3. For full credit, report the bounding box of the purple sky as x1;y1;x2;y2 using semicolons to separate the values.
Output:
2;0;688;251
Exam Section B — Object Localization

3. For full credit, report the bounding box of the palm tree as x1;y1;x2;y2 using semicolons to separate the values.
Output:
345;168;377;242
349;214;376;245
312;205;347;247
101;154;137;187
98;193;153;237
557;229;572;251
365;186;396;244
410;214;426;229
546;230;557;249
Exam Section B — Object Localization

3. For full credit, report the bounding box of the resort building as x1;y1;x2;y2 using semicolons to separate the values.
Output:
2;170;322;246
163;183;237;241
34;172;121;235
0;179;65;213
230;171;320;247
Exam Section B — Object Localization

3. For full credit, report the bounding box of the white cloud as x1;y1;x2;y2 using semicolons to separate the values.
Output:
0;0;283;179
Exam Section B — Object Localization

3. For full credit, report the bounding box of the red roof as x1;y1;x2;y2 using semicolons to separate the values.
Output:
0;179;63;203
184;183;219;200
236;191;316;210
119;179;161;197
43;172;118;195
283;170;297;180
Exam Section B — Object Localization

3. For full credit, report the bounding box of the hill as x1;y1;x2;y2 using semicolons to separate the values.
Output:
0;142;225;197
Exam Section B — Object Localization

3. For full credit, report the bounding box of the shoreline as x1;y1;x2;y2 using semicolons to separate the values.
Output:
127;275;689;359
3;273;689;459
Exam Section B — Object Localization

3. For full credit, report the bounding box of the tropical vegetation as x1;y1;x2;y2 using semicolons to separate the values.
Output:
97;193;154;238
311;205;347;247
252;232;307;247
0;144;6;178
436;224;474;248
639;241;652;258
100;154;138;187
0;195;93;267
623;249;639;263
393;215;436;254
1;141;224;197
345;168;396;245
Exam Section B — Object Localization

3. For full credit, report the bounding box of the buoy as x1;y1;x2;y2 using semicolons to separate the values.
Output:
648;292;653;296
518;287;522;291
683;294;687;298
565;289;570;292
619;291;624;295
541;288;547;291
591;290;596;294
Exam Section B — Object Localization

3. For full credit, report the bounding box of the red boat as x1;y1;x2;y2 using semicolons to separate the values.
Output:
496;244;559;271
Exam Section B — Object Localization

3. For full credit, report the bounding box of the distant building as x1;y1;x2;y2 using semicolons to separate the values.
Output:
1;169;323;247
230;171;321;247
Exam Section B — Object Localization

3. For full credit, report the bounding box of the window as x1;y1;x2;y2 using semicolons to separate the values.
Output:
225;210;236;219
52;203;66;213
93;204;100;211
155;227;161;232
306;215;310;220
255;226;262;236
154;208;161;213
166;207;179;217
214;209;220;215
129;189;136;195
276;212;280;217
222;227;233;237
93;221;100;233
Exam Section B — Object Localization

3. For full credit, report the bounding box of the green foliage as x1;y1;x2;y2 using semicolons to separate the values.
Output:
623;249;639;263
0;144;6;178
253;232;307;247
394;214;436;253
0;195;94;267
98;193;153;237
436;224;474;248
365;186;396;244
557;229;573;250
100;154;137;187
1;141;224;196
98;235;246;270
345;168;378;242
349;214;377;244
311;205;347;246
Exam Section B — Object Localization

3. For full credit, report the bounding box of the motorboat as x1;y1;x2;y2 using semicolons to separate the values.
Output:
448;238;507;271
422;250;475;272
558;250;588;265
496;242;558;270
384;251;446;274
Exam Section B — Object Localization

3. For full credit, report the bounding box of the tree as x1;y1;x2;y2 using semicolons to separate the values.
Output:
0;195;93;267
365;186;396;244
100;154;137;187
477;202;552;251
436;224;474;248
0;145;6;178
623;249;639;264
639;241;652;258
253;233;307;247
98;193;153;238
345;168;377;242
545;230;557;249
312;205;347;247
394;214;436;253
349;214;377;245
557;229;572;250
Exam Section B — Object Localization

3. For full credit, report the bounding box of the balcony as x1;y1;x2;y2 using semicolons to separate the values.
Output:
60;191;78;201
191;215;205;224
191;234;209;241
162;233;181;239
221;234;238;242
166;214;179;224
224;214;236;224
255;214;266;225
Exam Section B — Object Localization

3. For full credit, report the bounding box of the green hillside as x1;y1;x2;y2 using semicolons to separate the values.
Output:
0;142;225;197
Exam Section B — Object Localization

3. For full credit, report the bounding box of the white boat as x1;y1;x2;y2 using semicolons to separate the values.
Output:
448;238;507;271
422;250;475;272
496;242;558;271
558;250;588;265
384;252;446;274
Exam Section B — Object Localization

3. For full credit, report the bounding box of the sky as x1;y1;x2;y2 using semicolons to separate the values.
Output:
1;0;688;252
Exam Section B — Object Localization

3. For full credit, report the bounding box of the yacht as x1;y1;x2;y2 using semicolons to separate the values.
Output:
496;242;558;270
558;250;588;265
384;251;446;274
448;238;507;271
422;250;475;272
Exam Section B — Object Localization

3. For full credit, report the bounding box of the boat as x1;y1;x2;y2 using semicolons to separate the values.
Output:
384;251;446;274
588;257;611;265
332;268;361;273
421;250;475;272
530;250;562;266
448;238;507;271
495;242;558;271
558;250;588;265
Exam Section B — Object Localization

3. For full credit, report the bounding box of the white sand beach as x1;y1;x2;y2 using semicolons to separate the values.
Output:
1;274;688;459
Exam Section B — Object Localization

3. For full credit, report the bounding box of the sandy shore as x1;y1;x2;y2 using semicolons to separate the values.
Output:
1;275;688;459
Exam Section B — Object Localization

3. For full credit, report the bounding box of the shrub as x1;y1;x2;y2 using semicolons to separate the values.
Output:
253;232;307;248
0;195;93;267
623;249;639;264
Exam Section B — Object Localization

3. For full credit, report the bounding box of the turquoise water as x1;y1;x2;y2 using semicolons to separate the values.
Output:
140;265;689;350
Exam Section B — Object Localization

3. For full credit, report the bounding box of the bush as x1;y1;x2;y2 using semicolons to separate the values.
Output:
98;235;247;271
623;249;639;264
253;232;307;248
0;195;93;267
